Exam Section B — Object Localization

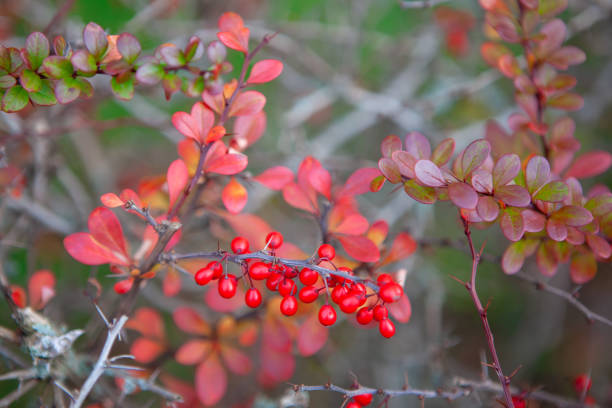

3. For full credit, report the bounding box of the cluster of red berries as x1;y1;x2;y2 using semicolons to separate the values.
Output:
346;393;373;408
194;232;404;338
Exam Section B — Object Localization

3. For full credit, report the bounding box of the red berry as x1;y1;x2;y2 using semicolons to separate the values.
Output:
318;304;337;326
283;265;298;279
377;273;393;285
512;397;526;408
10;287;26;308
354;393;373;406
231;236;249;254
339;295;360;314
265;231;283;249
333;266;353;285
245;288;262;308
352;282;366;295
278;278;297;297
280;296;298;316
331;285;349;304
114;279;133;295
356;307;374;325
218;275;237;298
379;282;403;303
346;402;361;408
206;261;223;279
317;243;335;260
299;268;318;285
379;318;395;338
298;285;319;303
195;267;214;286
266;272;283;291
373;305;388;321
573;374;592;394
249;262;270;280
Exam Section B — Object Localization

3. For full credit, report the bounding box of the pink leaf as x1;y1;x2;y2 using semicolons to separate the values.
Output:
502;240;537;274
220;345;252;375
381;135;402;158
431;138;455;166
414;160;445;187
282;182;317;213
336;235;380;263
176;340;211;365
64;233;129;265
522;209;546;232
100;193;124;208
461;139;491;177
493;154;520;187
308;165;332;199
88;207;129;258
331;213;369;235
28;270;55;310
448;182;478;209
552;205;593;227
247;59;283;84
222;177;248;214
167;159;188;210
536;241;559;277
297;314;328;356
476;196;500;222
229;91;266;117
404;131;431;159
196;355;227;406
206;152;248;175
494;184;531;207
546;218;568;241
233;111;266;151
387;293;412;323
378;157;402;183
172;307;211;336
340;168;381;196
500;209;525;242
525;156;551;194
565;151;612;179
570;252;596;284
171;102;214;144
586;233;612;259
391;151;417;179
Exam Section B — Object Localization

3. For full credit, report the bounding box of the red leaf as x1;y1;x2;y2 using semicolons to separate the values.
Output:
254;166;294;190
546;218;568;241
259;348;294;386
229;91;265;117
570;252;596;284
378;157;402;183
247;59;283;84
233;111;266;151
163;268;181;297
173;307;211;335
126;307;165;339
387;293;412;323
89;207;129;256
176;340;211;365
131;337;165;363
100;193;124;208
448;182;478;210
205;125;226;143
196;355;227;406
222;177;248;214
26;270;55;310
336;235;380;263
10;286;26;308
64;232;129;265
221;212;272;249
217;29;249;54
381;134;402;158
297;314;328;357
340;168;381;197
308;165;332;199
565;151;612;179
218;11;244;32
379;232;416;267
206;152;248;175
220;345;252;375
282;182;317;213
167;159;188;210
330;213;369;235
171;102;214;144
205;285;245;312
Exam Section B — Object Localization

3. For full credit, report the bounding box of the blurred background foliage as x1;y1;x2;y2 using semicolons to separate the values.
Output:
0;0;611;406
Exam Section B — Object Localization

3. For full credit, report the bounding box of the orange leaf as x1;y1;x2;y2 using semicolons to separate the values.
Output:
100;193;124;208
205;125;226;143
379;232;417;267
176;339;212;365
222;177;248;214
254;166;294;190
126;307;165;339
88;207;129;259
131;337;165;363
247;59;283;84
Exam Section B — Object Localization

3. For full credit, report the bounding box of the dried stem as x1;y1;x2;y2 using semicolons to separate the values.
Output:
72;315;129;408
462;218;514;407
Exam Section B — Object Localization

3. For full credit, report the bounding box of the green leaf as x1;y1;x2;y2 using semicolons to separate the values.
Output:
0;46;10;72
42;56;73;79
0;75;16;89
25;32;50;70
403;180;436;204
8;48;23;73
71;50;97;75
2;85;29;112
502;239;538;274
111;75;134;100
55;78;81;104
135;62;164;85
551;205;593;227
534;180;568;202
19;69;42;93
29;80;57;106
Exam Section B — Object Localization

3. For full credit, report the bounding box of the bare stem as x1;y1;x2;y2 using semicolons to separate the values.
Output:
296;382;469;401
462;218;514;407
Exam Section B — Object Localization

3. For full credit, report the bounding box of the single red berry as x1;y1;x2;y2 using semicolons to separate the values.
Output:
339;295;360;314
266;272;283;291
573;374;592;394
377;273;393;285
265;231;283;249
333;266;353;285
114;279;133;295
317;243;335;260
218;275;237;298
318;304;337;326
352;282;367;295
298;286;319;303
512;396;526;408
299;268;318;285
278;278;297;297
249;262;271;280
280;295;298;316
346;401;361;408
379;282;403;303
354;393;373;406
245;287;262;308
356;307;374;325
283;265;298;279
206;261;224;279
373;305;388;321
195;267;214;286
10;287;26;308
331;285;349;304
379;318;395;338
231;236;249;254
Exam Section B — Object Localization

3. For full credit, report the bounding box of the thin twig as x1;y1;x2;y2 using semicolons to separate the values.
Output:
296;382;469;401
399;0;451;8
462;218;514;407
71;315;129;408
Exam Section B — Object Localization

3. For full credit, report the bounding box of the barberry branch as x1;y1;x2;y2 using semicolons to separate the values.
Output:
71;314;128;408
399;0;451;8
462;218;514;408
